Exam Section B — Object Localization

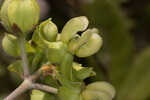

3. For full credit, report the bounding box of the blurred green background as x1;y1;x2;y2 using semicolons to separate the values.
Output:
0;0;150;100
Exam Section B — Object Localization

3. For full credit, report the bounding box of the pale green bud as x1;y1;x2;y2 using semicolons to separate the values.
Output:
68;28;103;57
2;33;19;57
0;0;40;36
2;33;35;57
76;32;102;57
85;82;116;98
60;16;89;43
39;18;58;42
0;0;12;32
81;81;116;100
82;90;111;100
32;19;58;48
68;29;92;54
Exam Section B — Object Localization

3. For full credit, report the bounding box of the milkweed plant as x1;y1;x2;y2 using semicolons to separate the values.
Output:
0;0;116;100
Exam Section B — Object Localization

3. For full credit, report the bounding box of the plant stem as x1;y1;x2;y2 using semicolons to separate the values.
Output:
29;68;42;81
4;79;32;100
19;36;30;77
32;83;58;94
4;67;58;100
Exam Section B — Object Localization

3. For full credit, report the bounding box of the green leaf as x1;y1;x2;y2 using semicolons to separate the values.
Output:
74;67;95;81
82;0;134;88
7;53;36;75
117;47;150;100
8;60;23;84
32;27;44;47
26;41;36;53
8;60;23;76
42;75;60;88
31;89;56;100
31;51;45;71
72;63;95;81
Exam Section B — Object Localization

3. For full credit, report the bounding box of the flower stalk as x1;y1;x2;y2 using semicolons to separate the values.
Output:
19;36;30;77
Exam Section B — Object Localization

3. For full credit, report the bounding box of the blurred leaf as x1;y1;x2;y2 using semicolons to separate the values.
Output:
117;47;150;100
8;60;23;85
82;0;134;88
8;60;23;76
31;89;56;100
32;27;44;48
0;63;6;77
0;94;7;100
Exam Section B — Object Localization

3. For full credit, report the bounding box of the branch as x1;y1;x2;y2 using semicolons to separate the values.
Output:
19;36;30;77
4;67;57;99
4;79;32;100
32;83;58;94
30;67;44;82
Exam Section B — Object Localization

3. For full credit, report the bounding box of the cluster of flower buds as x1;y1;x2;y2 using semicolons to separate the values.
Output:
61;16;102;57
0;0;115;99
32;16;103;60
0;0;40;36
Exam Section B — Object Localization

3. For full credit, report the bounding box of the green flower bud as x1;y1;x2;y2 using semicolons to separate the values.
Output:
0;0;12;32
68;28;103;57
81;81;116;100
85;82;116;98
32;19;58;48
2;33;35;57
2;33;19;57
82;90;111;100
60;16;89;43
0;0;40;36
68;29;92;54
39;18;58;42
76;32;102;57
